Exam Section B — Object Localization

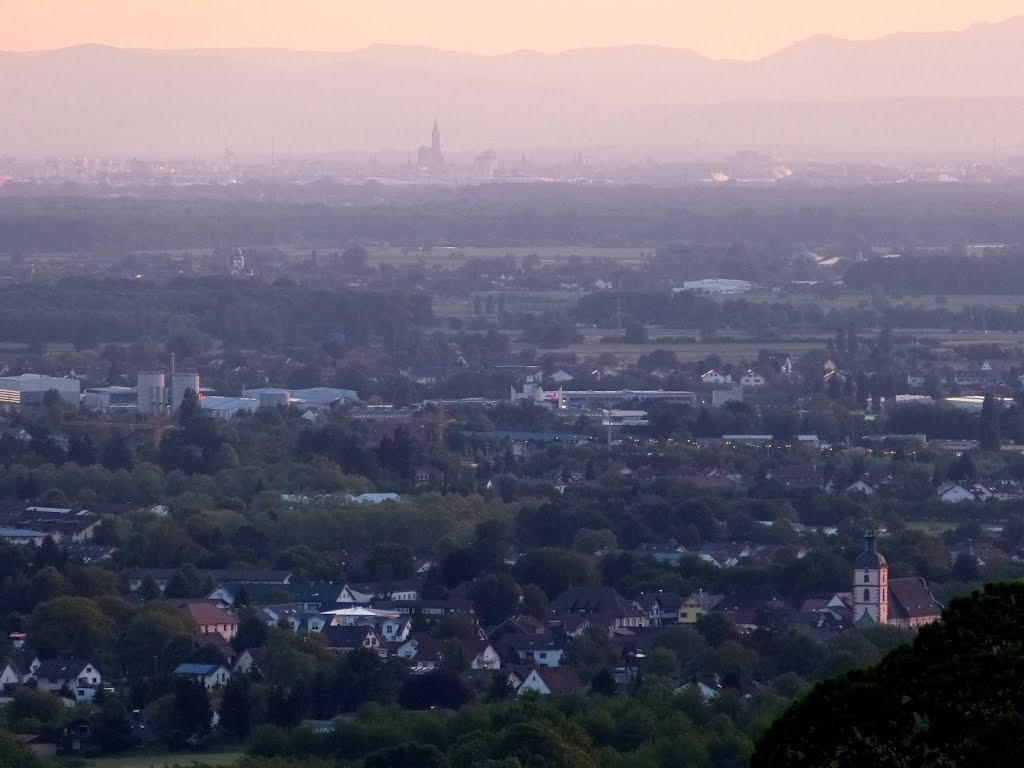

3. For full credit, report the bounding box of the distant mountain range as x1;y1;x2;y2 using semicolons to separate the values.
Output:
4;17;1024;157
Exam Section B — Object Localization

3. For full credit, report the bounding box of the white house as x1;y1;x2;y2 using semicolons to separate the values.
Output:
937;482;978;503
516;667;583;696
506;634;566;667
32;660;102;701
232;649;266;676
466;641;502;671
739;371;766;387
375;616;412;643
549;370;574;384
701;370;732;385
173;663;231;690
338;582;420;604
846;480;877;496
0;662;24;687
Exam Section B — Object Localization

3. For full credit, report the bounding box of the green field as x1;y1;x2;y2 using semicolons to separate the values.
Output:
64;751;241;768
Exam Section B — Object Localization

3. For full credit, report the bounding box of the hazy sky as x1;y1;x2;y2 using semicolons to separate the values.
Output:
3;1;1022;58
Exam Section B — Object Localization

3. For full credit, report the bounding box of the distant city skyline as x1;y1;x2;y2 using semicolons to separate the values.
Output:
2;1;1022;60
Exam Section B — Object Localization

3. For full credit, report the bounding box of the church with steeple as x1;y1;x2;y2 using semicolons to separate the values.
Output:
853;530;943;629
416;118;444;169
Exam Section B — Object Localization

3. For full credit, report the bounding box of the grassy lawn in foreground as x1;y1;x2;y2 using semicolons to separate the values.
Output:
63;750;242;768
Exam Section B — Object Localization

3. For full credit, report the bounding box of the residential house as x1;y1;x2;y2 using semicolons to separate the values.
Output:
516;667;584;696
337;581;420;605
798;594;854;629
488;615;549;643
206;581;296;606
31;660;102;701
175;601;239;641
936;482;979;504
260;603;326;633
549;370;574;384
739;371;766;387
173;663;231;690
463;639;502;670
232;648;268;676
394;635;447;670
552;586;649;631
701;370;732;385
634;592;685;627
375;598;475;622
679;591;723;624
503;633;567;668
677;676;722;701
371;616;412;644
128;568;292;595
713;590;784;632
697;543;753;568
414;465;445;487
321;625;383;653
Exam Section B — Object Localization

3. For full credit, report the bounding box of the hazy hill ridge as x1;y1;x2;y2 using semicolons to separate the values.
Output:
2;17;1024;154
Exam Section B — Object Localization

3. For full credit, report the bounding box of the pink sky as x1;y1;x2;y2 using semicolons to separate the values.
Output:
3;1;1022;59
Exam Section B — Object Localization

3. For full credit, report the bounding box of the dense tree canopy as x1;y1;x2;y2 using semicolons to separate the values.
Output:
754;582;1024;767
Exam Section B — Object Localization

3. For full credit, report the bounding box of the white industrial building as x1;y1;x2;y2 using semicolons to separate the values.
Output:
137;371;202;415
0;374;80;406
243;387;360;410
83;386;137;410
137;372;167;415
201;396;259;418
675;279;753;295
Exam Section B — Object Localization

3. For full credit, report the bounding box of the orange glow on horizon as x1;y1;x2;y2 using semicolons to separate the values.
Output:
2;1;1023;60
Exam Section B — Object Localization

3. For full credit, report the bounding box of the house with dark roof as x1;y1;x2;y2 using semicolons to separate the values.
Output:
0;507;100;544
516;667;584;696
394;635;447;670
260;603;326;633
337;580;420;605
321;625;383;653
63;543;115;563
633;591;685;627
31;660;102;701
488;614;548;642
173;662;231;690
374;597;474;622
552;586;648;631
232;647;268;676
712;589;784;631
887;578;943;628
502;632;567;668
128;568;292;594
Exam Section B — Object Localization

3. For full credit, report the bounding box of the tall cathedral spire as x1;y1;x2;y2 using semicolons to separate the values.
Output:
431;117;443;164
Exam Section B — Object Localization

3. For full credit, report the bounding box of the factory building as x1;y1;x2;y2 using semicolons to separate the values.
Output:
242;387;359;410
83;386;138;410
0;374;80;406
137;372;167;416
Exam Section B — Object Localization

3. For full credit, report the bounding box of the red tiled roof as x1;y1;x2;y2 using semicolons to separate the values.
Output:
533;667;583;695
178;602;237;628
888;577;943;620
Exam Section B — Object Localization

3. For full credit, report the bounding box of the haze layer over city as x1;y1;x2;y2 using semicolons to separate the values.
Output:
1;4;1024;768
